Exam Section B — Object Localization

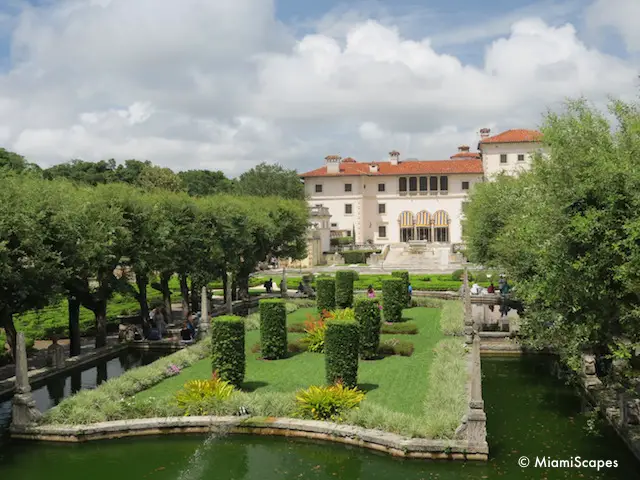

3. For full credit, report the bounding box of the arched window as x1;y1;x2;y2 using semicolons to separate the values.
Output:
398;211;414;242
415;211;431;241
432;210;450;243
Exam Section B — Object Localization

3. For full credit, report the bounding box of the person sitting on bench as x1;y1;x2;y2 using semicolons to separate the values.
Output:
180;321;194;342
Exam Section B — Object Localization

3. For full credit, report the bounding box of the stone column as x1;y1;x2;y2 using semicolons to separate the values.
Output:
46;336;65;369
199;286;210;337
463;268;474;344
226;272;233;315
12;332;42;427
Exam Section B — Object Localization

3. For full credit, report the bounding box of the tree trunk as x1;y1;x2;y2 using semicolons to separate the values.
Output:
222;274;228;304
190;277;201;313
136;272;150;327
232;279;238;301
1;309;17;360
179;272;190;316
160;271;172;314
68;295;81;357
94;300;108;348
237;273;250;300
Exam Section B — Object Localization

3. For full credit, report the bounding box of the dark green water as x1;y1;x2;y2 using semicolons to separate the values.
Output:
0;356;638;479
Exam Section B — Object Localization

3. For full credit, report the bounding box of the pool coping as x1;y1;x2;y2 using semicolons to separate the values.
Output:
10;416;489;460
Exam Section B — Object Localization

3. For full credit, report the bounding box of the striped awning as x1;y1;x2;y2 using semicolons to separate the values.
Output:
433;210;450;227
416;210;431;227
398;211;414;227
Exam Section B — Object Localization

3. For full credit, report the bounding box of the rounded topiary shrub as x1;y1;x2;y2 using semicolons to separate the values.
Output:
354;297;382;359
259;299;287;360
316;278;336;313
211;315;245;386
391;270;410;306
335;271;355;309
382;278;405;322
325;320;360;388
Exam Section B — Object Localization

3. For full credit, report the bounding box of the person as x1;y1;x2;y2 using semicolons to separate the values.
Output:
498;274;506;291
185;312;196;337
500;280;510;296
264;278;273;294
470;283;481;295
487;282;495;294
180;321;194;342
408;283;413;299
367;285;375;298
297;282;305;293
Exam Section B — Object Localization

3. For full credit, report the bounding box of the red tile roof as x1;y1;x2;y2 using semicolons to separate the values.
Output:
300;159;483;178
480;129;542;144
450;152;480;159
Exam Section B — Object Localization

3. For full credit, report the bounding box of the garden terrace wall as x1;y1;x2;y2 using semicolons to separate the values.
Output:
10;417;488;461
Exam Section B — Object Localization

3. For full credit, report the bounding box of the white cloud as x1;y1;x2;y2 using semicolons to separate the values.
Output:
586;0;640;53
0;0;637;173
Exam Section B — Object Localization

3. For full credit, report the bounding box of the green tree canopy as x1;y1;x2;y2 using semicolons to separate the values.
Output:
178;169;233;196
236;162;305;200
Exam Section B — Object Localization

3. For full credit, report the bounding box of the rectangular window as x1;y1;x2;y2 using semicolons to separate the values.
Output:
440;176;448;192
462;181;470;190
378;203;386;214
419;176;428;191
429;176;438;191
378;183;385;192
399;177;407;192
331;222;338;228
518;154;525;162
378;226;387;238
345;204;353;214
500;154;507;163
344;183;352;192
409;177;417;191
315;184;323;193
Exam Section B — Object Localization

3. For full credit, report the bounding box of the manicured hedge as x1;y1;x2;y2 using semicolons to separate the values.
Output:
382;278;405;322
316;278;336;313
211;315;245;386
335;271;355;309
330;236;353;246
341;250;381;264
259;299;287;360
325;320;360;388
391;271;410;306
354;297;382;359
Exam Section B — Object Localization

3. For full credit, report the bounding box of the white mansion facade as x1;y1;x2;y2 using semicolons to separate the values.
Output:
300;128;543;248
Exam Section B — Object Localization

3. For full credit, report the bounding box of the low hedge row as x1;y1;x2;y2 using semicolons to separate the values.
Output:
325;320;360;388
259;299;287;360
341;250;381;264
211;315;245;387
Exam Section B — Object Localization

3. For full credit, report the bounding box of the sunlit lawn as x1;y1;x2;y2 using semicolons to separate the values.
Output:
138;307;442;415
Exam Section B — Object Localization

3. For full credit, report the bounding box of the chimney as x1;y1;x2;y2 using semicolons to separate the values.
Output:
389;150;400;166
458;145;470;153
369;164;378;173
480;128;491;139
325;155;342;174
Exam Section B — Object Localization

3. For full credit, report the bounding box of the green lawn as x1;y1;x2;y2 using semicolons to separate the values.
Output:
138;307;443;415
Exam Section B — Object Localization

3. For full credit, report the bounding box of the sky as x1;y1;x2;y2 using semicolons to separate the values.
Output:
0;0;638;175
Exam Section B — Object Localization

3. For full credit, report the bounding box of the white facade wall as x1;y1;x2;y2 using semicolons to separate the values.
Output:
305;173;482;245
480;142;542;178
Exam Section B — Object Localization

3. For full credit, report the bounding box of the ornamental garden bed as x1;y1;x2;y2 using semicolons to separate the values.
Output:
41;300;468;440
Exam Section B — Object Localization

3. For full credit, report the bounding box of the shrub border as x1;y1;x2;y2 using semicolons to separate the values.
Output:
10;417;488;461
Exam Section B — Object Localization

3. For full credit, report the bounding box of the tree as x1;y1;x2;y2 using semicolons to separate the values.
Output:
463;97;640;370
0;148;41;174
136;165;185;192
44;159;117;185
113;159;153;184
178;170;233;196
0;177;71;358
236;162;305;200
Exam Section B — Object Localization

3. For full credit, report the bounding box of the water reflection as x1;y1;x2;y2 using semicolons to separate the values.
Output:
472;301;521;333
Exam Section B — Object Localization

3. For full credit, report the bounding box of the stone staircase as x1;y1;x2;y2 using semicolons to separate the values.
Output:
382;243;462;272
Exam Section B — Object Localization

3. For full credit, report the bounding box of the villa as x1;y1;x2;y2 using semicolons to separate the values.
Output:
298;128;543;268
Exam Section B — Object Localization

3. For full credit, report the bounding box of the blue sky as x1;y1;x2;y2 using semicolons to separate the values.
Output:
0;0;636;171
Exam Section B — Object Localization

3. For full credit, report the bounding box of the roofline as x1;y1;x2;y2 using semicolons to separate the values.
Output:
299;171;483;178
